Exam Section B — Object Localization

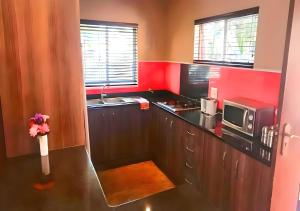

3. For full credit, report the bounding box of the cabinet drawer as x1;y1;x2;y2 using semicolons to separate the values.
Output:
184;166;197;185
184;151;196;166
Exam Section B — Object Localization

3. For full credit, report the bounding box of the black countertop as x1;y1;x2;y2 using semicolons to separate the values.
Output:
0;146;220;211
87;90;273;166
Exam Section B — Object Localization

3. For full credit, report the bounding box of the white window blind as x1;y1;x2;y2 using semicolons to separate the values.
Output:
194;7;259;68
80;20;138;86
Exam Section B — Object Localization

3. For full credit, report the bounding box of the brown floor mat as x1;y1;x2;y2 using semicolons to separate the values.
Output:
97;160;175;207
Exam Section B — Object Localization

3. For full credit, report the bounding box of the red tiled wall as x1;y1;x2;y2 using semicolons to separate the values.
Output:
208;66;281;109
86;61;180;95
86;62;281;112
86;62;167;95
165;63;181;95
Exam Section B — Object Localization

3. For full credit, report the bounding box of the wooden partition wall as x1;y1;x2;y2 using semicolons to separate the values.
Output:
0;0;86;157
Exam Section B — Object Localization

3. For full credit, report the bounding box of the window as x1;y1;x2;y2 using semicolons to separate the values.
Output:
80;20;138;86
194;7;259;68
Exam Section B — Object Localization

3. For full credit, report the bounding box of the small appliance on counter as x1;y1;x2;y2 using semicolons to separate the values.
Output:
199;112;216;129
201;97;217;116
222;97;275;137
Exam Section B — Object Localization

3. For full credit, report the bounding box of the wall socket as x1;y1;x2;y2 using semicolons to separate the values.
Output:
210;87;218;99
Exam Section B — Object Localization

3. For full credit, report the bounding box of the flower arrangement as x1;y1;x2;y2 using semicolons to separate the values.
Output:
29;113;50;138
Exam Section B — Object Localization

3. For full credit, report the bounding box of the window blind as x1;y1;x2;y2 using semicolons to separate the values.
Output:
194;7;259;68
80;20;138;86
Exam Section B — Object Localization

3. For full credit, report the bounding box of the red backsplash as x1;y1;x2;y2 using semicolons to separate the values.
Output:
164;62;181;95
86;62;281;112
208;66;281;109
86;62;168;95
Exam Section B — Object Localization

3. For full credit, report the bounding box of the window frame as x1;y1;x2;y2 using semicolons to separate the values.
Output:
80;19;138;87
193;7;259;68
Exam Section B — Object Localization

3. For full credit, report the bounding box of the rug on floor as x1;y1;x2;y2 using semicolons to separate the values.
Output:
97;160;175;207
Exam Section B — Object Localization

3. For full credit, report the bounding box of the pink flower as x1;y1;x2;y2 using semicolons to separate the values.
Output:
29;124;39;137
38;123;50;135
28;113;50;138
42;115;50;122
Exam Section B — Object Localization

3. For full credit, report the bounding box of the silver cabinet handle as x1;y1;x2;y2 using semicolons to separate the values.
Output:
185;178;193;185
222;151;227;168
170;120;173;128
187;130;195;136
165;117;168;121
185;146;194;153
235;160;240;179
185;162;193;169
112;111;115;116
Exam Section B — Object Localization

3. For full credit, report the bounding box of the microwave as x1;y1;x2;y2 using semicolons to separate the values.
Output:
222;97;275;137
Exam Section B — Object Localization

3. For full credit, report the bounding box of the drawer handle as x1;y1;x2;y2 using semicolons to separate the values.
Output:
185;162;193;169
185;146;194;153
235;160;240;179
187;130;195;136
165;117;168;121
184;178;193;185
170;120;173;128
222;151;227;168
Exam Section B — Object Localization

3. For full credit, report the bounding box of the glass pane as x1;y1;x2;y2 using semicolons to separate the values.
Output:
199;20;225;61
80;23;138;86
224;14;258;63
193;12;258;66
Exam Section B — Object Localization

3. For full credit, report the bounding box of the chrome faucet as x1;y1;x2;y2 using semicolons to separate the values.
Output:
100;84;107;101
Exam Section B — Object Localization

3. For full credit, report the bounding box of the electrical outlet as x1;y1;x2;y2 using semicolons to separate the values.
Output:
210;87;218;99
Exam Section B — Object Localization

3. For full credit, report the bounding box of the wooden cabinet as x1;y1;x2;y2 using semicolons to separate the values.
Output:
150;106;184;184
88;104;272;210
151;106;207;187
202;133;228;208
181;123;205;190
202;133;272;211
88;105;151;169
227;148;272;211
88;108;110;166
151;106;169;173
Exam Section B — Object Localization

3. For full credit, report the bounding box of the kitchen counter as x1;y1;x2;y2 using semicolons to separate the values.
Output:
0;146;220;211
159;108;272;166
87;90;273;166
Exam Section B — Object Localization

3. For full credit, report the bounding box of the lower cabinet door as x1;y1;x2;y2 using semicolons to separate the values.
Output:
228;148;272;211
167;116;184;184
202;133;230;209
88;108;110;166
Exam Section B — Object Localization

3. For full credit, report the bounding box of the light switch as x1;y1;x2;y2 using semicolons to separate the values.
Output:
210;87;218;99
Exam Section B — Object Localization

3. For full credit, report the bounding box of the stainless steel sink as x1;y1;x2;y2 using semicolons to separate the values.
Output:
100;97;125;105
87;97;140;107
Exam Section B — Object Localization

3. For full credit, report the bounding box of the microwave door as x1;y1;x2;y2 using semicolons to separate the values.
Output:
223;105;246;130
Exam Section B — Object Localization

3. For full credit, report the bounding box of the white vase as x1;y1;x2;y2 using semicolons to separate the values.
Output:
37;135;48;156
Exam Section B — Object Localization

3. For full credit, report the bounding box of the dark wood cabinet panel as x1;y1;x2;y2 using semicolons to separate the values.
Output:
227;148;272;211
181;123;205;189
87;108;110;166
150;106;186;185
202;133;228;208
88;104;272;210
151;106;169;173
166;114;184;184
202;132;272;211
88;105;151;169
